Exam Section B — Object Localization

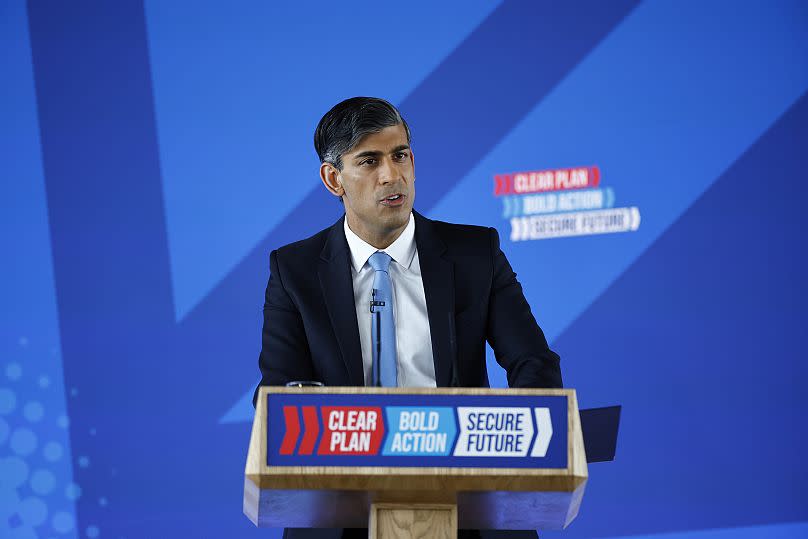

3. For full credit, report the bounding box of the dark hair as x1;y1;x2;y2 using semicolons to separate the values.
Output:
314;97;411;170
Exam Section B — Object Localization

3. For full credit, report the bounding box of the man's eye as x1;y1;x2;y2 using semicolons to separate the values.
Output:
394;152;407;161
360;158;376;166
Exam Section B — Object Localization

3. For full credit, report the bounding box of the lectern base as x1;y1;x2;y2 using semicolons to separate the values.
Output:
369;503;457;539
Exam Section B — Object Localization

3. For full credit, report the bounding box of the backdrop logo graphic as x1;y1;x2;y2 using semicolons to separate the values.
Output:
494;166;641;241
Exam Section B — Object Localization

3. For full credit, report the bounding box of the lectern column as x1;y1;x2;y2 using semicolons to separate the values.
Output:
369;503;457;539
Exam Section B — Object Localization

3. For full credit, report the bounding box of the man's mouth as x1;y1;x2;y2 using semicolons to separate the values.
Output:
380;194;405;207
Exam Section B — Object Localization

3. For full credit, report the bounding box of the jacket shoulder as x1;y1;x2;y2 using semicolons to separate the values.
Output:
426;217;496;253
272;225;333;267
428;217;492;236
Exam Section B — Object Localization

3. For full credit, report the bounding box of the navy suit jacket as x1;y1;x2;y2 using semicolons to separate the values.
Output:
254;211;561;539
256;210;561;395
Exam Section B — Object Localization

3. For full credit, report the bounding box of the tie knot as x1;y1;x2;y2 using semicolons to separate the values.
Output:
368;251;392;273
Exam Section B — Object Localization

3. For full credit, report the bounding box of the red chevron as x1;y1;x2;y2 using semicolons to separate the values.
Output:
591;166;601;187
494;174;513;196
298;406;320;455
279;406;300;455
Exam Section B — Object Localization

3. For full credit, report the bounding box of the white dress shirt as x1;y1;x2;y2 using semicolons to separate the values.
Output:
343;213;437;387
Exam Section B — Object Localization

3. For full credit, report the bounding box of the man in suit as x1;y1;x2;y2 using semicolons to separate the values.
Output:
256;97;561;539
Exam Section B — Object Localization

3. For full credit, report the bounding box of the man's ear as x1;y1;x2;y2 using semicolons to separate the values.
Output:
320;162;344;198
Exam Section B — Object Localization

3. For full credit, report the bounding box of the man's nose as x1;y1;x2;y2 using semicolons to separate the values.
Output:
377;158;397;184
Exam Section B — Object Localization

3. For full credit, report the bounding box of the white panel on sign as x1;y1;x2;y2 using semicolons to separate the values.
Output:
454;407;534;457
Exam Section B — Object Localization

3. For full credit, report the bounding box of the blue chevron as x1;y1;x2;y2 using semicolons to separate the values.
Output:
604;187;615;208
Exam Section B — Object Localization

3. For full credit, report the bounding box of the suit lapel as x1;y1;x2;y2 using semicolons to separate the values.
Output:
414;211;456;387
318;217;365;386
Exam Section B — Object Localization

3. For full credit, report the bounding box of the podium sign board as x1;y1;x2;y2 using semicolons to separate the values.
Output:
245;387;587;533
267;393;567;468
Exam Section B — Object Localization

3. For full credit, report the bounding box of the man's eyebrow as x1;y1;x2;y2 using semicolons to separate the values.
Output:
353;150;383;160
352;145;410;160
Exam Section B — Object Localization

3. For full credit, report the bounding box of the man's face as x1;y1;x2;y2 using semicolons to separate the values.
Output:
332;124;415;246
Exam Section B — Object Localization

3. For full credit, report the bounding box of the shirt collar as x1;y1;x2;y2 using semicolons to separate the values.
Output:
343;213;416;273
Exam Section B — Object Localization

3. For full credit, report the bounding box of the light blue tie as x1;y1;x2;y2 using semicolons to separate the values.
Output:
368;252;397;387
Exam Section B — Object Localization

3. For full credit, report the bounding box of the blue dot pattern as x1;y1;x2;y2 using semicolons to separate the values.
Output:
24;402;45;423
43;442;62;463
0;417;9;445
65;483;82;502
1;337;79;538
31;469;56;495
6;363;22;381
10;428;37;456
0;388;16;414
52;511;75;534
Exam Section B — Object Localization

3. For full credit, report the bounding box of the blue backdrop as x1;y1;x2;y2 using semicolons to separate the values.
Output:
2;1;807;538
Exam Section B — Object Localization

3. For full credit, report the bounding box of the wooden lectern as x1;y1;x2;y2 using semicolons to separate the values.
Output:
245;387;587;537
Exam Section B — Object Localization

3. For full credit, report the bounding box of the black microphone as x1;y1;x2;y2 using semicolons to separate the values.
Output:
370;288;384;386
